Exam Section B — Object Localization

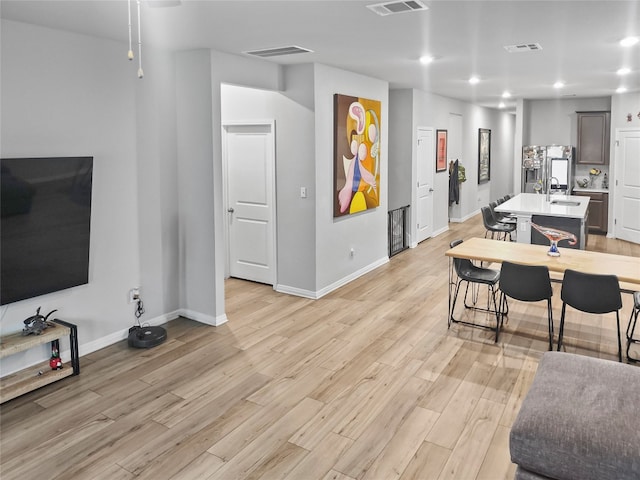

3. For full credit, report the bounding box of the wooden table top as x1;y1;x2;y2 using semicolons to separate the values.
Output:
445;237;640;288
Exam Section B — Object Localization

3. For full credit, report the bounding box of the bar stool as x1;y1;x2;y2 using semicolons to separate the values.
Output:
481;206;515;241
489;201;516;225
625;292;640;362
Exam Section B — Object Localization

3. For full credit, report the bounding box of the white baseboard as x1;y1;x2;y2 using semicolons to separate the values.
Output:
178;308;228;326
432;225;449;237
275;284;318;299
76;310;180;358
2;308;232;378
0;311;181;377
449;209;480;223
69;309;226;363
276;256;389;300
409;225;450;249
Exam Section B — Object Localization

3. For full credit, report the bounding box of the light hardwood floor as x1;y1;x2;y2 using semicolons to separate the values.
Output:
2;216;639;480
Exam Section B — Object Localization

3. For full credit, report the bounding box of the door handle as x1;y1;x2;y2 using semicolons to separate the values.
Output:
429;188;434;192
227;207;234;213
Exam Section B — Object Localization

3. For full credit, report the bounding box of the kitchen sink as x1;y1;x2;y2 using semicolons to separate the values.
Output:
550;200;580;207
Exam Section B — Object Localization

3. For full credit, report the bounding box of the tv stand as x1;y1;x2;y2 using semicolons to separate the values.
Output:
0;319;79;403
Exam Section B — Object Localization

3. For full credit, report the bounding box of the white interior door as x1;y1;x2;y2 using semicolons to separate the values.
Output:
416;127;435;243
223;122;276;285
614;128;640;244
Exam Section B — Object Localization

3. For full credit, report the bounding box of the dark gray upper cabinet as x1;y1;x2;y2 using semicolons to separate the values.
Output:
576;111;610;165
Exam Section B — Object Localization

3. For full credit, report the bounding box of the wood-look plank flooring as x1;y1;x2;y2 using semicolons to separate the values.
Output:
2;217;639;479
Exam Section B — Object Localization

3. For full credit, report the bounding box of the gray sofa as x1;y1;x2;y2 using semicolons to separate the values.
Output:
510;352;640;480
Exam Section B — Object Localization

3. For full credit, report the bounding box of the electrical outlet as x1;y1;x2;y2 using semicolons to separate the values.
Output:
128;287;140;303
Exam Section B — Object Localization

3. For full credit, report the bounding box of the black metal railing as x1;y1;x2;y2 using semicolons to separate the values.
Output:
388;205;409;257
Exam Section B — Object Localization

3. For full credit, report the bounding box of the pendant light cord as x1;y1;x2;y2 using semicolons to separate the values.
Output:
127;0;133;60
137;0;144;78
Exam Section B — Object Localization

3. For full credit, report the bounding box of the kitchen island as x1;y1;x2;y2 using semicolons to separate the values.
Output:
495;193;590;249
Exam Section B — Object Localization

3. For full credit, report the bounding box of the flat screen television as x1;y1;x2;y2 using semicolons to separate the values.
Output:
1;156;93;305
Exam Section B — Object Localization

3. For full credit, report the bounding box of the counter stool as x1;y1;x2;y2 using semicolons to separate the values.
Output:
489;201;516;225
626;291;640;362
481;206;515;241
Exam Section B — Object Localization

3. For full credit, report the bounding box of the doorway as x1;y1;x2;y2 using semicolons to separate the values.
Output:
614;128;640;244
415;127;435;244
222;121;277;285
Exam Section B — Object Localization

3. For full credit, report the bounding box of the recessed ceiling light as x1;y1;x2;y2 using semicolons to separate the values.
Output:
617;67;631;76
616;86;628;93
419;55;434;65
469;76;480;84
499;102;506;109
502;91;511;98
553;81;565;89
620;36;639;47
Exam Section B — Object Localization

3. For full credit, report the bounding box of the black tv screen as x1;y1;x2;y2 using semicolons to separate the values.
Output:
1;157;93;305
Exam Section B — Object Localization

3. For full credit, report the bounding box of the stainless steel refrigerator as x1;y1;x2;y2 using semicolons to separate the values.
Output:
522;145;573;194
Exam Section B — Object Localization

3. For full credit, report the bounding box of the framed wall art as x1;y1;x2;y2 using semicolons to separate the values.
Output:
436;129;447;172
333;93;381;217
478;128;491;184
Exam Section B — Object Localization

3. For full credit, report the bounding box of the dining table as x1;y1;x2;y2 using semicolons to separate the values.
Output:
445;237;640;291
445;237;640;343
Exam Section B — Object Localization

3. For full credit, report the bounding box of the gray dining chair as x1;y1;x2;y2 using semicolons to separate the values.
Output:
448;239;502;342
499;261;554;350
625;291;640;362
558;269;623;362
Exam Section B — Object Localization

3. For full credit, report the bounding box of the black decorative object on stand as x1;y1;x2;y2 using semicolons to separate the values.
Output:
22;307;58;336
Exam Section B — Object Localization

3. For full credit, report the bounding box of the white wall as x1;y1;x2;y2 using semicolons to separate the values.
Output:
523;97;611;146
135;44;180;323
388;90;414;211
313;65;389;293
175;50;219;324
220;82;316;293
608;91;640;234
0;19;176;373
221;65;392;298
174;49;283;323
387;88;515;240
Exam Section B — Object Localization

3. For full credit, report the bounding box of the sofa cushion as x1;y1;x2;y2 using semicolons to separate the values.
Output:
515;466;554;480
510;352;640;480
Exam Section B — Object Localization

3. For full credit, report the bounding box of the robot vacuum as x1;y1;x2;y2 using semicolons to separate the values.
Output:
128;325;167;348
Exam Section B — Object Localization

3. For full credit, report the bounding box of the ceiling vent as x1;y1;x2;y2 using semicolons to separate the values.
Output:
245;45;313;58
367;0;428;16
504;43;543;53
146;0;182;7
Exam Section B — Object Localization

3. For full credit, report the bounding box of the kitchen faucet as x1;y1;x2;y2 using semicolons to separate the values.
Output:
546;176;560;201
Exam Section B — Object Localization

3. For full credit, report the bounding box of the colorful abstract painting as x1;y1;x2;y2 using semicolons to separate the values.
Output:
333;94;381;217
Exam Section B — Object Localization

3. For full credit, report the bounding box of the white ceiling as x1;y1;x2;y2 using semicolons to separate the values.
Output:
2;0;639;110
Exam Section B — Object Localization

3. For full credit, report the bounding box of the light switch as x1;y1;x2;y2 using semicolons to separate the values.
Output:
300;187;307;198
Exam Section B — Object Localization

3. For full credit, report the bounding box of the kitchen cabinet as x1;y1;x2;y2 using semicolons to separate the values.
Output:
576;111;610;165
573;191;608;234
0;319;79;403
